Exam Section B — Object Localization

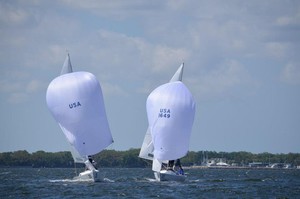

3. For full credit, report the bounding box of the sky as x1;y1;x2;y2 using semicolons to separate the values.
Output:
1;0;300;154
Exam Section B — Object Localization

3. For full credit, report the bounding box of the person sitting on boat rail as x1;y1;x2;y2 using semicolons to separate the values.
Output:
174;159;184;175
87;155;98;170
167;160;175;171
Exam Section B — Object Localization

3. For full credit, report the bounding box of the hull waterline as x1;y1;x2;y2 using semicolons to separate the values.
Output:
154;170;186;182
73;169;104;182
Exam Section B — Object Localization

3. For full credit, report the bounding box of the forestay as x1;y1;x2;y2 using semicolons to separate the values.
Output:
46;71;113;157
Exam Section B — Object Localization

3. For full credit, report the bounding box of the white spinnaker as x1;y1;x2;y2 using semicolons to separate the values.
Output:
70;145;87;163
58;123;86;163
147;81;195;161
46;71;113;157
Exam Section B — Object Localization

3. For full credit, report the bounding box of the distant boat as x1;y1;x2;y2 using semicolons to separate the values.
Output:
46;54;113;182
139;63;196;181
216;160;229;167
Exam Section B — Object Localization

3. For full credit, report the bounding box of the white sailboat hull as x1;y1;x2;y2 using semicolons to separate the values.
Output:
74;169;104;182
154;170;186;182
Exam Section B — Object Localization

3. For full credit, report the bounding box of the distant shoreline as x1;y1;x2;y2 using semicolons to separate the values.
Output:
1;149;300;169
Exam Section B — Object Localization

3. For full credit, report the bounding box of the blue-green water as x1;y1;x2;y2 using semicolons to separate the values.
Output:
1;167;299;198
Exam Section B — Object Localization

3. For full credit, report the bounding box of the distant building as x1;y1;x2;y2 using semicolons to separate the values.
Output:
207;158;229;167
270;163;292;169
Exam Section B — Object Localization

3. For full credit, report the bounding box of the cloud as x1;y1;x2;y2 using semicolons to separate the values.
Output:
192;59;254;99
0;80;22;94
7;92;29;104
61;0;162;19
75;29;190;82
101;82;128;97
152;46;190;73
265;42;289;59
0;1;299;103
0;71;28;93
0;73;45;104
0;3;30;26
281;62;300;85
276;11;300;27
26;80;44;93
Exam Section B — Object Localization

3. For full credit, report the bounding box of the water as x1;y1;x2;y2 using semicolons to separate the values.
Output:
1;167;300;198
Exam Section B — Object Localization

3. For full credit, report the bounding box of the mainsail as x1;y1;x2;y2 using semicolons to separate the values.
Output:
138;127;154;160
46;54;113;158
60;53;73;75
169;63;184;82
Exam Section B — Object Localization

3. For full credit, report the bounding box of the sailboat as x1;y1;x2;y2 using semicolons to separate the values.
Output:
139;63;196;182
46;54;113;182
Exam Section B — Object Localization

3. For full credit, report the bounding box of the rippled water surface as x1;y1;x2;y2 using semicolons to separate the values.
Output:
1;167;299;198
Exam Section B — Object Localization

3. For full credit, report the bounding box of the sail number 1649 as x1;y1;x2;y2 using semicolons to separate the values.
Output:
158;108;171;118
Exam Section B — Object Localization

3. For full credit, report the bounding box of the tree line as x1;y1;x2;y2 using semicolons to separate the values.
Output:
0;149;299;168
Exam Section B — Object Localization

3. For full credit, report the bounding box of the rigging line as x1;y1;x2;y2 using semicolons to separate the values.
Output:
74;162;77;176
141;159;152;168
161;163;168;170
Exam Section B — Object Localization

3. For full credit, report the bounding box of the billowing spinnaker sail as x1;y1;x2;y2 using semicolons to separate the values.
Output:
58;123;86;163
46;71;113;156
147;81;195;161
70;144;87;163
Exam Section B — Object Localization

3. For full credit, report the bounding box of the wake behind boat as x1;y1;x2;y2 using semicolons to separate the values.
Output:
46;54;113;182
139;63;196;182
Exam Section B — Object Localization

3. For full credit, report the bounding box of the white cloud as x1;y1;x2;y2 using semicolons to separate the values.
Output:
61;0;162;19
101;82;128;97
0;80;22;93
281;62;300;85
0;71;29;93
192;60;253;99
265;42;289;59
152;46;190;73
7;92;29;104
276;12;300;27
76;29;190;83
0;71;45;104
3;79;45;104
1;1;298;99
0;4;29;26
26;80;44;93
